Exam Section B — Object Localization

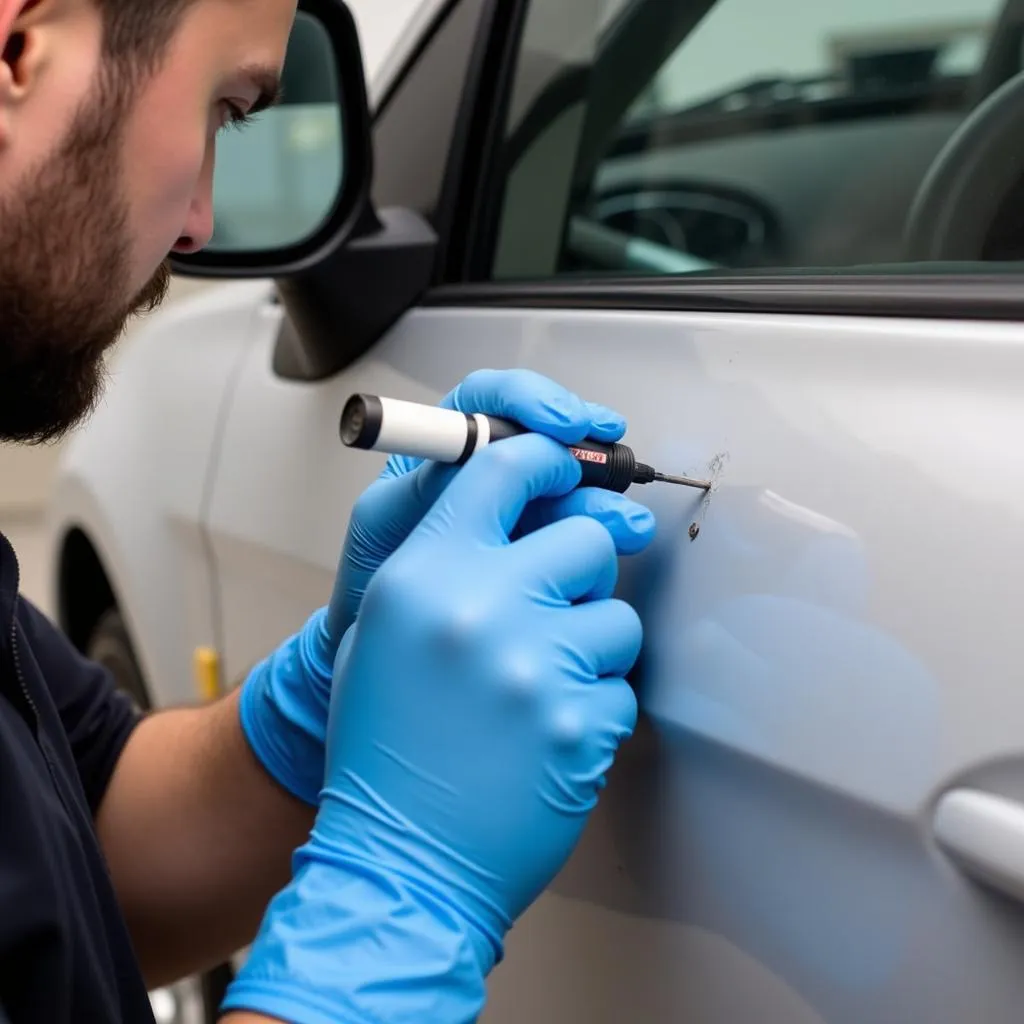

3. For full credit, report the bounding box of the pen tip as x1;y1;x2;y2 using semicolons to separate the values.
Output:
654;472;712;491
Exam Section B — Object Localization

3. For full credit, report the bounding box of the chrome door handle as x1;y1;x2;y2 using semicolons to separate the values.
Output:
933;789;1024;902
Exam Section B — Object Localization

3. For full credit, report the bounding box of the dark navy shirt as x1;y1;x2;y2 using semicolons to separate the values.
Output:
0;531;154;1023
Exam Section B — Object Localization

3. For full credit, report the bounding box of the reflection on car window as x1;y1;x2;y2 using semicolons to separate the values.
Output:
626;6;989;124
487;0;1015;280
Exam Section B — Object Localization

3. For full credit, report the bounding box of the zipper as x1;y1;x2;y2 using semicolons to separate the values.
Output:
7;555;68;807
5;546;34;721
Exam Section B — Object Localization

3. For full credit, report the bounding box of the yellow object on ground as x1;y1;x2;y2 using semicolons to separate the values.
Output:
193;647;222;703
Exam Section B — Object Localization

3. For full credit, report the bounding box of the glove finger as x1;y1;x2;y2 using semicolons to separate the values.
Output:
446;368;626;444
579;677;639;749
413;433;581;544
520;489;655;556
583;401;627;443
328;462;458;638
349;461;458;547
592;676;640;742
509;514;619;603
546;677;638;804
381;452;424;480
557;599;644;679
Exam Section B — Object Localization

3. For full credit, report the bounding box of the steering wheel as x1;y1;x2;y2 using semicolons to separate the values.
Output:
904;68;1024;261
564;215;719;274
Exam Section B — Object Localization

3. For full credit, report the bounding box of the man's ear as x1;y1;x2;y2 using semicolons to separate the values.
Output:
0;1;45;98
0;0;29;47
0;0;44;147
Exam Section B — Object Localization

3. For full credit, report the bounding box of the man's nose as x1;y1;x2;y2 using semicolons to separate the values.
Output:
173;157;216;255
172;200;215;255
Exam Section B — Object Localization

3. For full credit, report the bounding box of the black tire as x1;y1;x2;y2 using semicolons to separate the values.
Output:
199;963;234;1024
87;608;151;711
85;608;235;1024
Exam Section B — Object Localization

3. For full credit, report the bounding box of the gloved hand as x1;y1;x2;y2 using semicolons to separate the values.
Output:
329;368;649;635
222;432;655;1024
239;370;654;806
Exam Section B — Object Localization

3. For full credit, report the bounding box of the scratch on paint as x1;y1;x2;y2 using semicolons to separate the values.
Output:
695;451;729;523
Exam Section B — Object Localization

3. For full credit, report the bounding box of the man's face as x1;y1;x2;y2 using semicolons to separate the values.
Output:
0;0;296;443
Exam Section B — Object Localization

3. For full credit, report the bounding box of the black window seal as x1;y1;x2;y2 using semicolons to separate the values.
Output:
423;273;1024;321
432;0;531;284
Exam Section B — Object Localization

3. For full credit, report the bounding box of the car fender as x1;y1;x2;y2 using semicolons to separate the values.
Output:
47;279;276;707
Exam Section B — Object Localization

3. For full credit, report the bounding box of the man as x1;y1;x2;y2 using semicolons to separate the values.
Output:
0;0;656;1022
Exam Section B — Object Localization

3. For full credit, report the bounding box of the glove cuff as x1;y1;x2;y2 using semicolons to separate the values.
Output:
315;776;512;960
223;853;495;1024
238;618;332;807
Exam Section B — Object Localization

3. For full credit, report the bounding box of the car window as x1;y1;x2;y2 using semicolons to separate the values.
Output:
485;0;1018;280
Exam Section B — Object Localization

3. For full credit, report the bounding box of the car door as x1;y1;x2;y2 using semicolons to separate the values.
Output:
205;0;1024;1021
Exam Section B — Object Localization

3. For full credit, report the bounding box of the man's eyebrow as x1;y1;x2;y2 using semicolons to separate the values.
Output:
241;66;284;115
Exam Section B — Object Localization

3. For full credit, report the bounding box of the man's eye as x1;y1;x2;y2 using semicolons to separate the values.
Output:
218;101;255;133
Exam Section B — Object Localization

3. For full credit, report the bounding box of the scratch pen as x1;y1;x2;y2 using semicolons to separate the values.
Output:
340;394;710;494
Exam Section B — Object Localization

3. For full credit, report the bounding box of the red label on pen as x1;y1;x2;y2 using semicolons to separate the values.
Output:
570;446;608;464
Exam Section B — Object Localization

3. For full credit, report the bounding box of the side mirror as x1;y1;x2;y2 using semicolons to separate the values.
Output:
171;0;438;380
172;0;372;277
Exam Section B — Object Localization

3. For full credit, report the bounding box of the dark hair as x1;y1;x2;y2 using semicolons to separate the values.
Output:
93;0;200;82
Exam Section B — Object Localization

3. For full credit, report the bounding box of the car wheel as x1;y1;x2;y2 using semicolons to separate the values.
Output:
86;609;235;1024
87;608;150;712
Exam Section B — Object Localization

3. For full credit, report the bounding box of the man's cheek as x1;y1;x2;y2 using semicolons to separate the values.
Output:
124;117;208;257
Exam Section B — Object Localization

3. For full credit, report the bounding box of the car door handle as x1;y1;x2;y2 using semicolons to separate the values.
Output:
933;788;1024;902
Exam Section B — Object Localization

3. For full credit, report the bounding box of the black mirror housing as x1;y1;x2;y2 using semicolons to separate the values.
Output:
170;0;375;279
170;0;439;383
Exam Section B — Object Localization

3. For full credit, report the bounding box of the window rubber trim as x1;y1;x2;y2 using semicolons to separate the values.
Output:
434;0;531;283
422;273;1024;321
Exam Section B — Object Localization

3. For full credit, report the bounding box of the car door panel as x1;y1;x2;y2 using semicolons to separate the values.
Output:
178;0;1024;1018
205;300;1024;1021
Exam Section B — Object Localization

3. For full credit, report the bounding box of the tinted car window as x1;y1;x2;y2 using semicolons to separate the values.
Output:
487;0;1017;280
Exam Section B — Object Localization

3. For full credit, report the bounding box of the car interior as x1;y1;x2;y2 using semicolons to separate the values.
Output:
489;0;1024;279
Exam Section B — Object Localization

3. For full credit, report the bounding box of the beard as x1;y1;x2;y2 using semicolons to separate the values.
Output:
0;74;172;445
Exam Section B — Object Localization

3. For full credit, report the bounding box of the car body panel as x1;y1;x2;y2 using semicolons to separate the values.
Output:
201;302;1024;1022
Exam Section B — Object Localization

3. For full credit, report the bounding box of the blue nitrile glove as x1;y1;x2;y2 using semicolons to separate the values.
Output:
222;433;655;1024
328;368;648;637
239;369;653;806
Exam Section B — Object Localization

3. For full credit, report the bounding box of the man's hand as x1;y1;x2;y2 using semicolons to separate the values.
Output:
328;367;650;635
238;370;656;807
222;429;655;1024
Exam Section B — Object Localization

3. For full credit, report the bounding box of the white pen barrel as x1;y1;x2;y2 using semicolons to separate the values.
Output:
340;394;494;464
375;397;468;461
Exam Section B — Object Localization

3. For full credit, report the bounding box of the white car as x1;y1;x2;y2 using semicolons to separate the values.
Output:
48;0;1024;1022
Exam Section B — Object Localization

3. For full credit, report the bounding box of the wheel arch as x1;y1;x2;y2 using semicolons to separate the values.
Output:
57;526;119;651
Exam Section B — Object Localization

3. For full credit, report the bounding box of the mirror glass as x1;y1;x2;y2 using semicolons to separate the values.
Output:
207;13;345;252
